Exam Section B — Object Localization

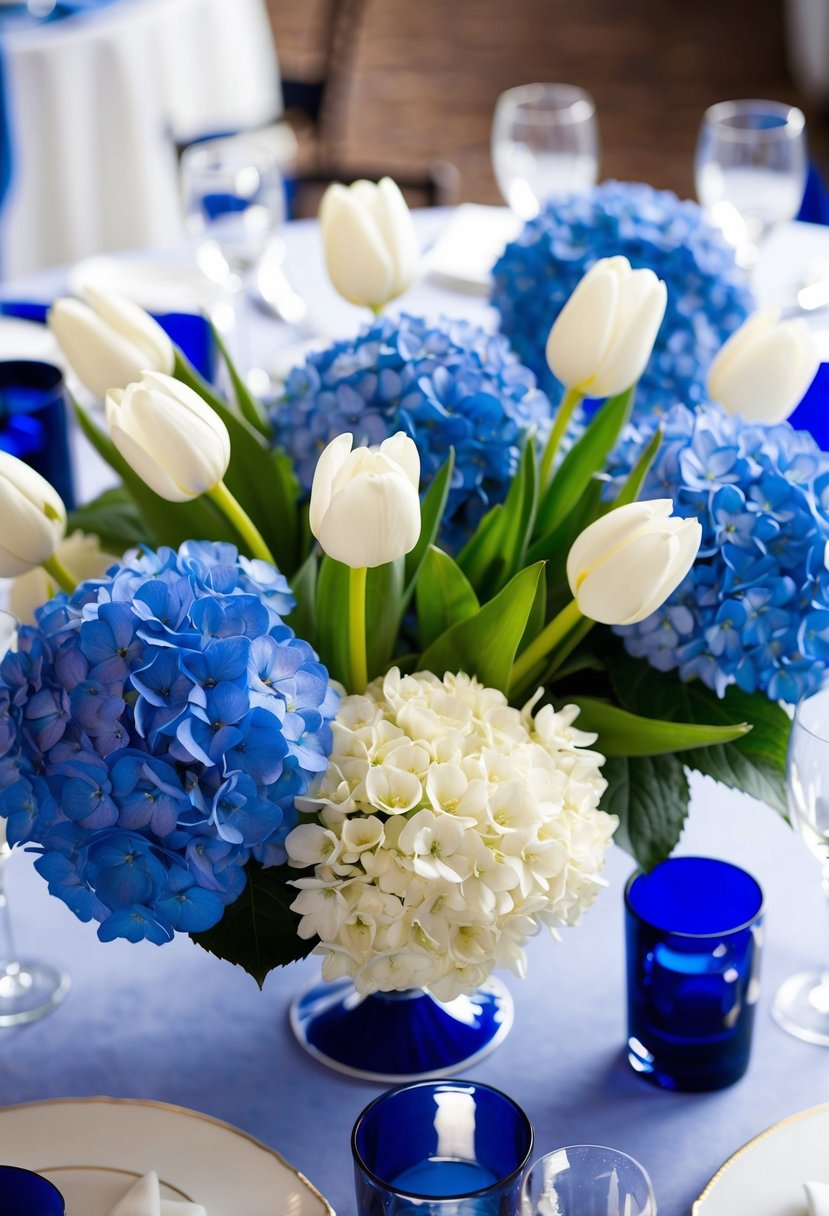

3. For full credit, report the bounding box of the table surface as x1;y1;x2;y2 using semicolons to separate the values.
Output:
2;211;829;1216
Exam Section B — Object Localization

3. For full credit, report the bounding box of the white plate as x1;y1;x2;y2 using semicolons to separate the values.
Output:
67;256;220;315
0;1097;334;1216
0;316;60;364
693;1102;829;1215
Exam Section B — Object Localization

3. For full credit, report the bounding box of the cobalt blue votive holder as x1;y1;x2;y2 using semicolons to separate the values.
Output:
0;361;74;509
625;855;764;1092
0;1165;64;1215
352;1080;534;1216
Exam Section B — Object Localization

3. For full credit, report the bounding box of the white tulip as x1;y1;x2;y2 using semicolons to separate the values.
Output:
48;287;174;400
310;431;421;568
0;451;66;577
707;307;820;424
319;177;419;310
106;371;230;502
10;531;116;623
567;499;701;626
545;256;668;397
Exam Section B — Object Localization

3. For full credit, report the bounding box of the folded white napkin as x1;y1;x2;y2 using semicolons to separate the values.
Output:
423;204;521;291
108;1171;206;1216
805;1181;829;1215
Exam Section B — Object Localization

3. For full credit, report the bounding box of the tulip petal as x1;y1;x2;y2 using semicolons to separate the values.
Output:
545;263;619;391
706;307;779;405
109;424;195;502
377;177;419;297
379;432;420;489
0;451;66;572
83;286;174;374
590;274;667;397
321;190;395;308
575;530;679;625
48;299;147;400
566;499;673;594
310;432;354;540
716;326;817;423
317;472;421;567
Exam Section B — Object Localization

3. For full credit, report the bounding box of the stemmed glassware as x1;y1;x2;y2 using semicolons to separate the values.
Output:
491;83;599;220
695;99;808;269
0;610;70;1026
774;684;829;1045
180;135;286;383
522;1145;656;1216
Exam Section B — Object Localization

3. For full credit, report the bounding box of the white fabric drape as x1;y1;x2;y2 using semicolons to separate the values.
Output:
0;0;281;278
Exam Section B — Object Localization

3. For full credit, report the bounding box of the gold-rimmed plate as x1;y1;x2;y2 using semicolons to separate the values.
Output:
0;1097;334;1216
693;1102;829;1215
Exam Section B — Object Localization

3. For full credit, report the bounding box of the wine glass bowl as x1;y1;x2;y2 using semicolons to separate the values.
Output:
180;135;285;286
522;1145;656;1216
773;685;829;1044
491;83;599;220
695;98;807;266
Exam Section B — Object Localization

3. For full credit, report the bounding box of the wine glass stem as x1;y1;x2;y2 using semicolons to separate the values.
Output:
0;856;19;963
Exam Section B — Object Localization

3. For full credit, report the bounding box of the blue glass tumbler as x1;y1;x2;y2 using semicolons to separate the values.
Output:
625;855;764;1091
352;1080;534;1216
0;1166;64;1215
0;362;74;509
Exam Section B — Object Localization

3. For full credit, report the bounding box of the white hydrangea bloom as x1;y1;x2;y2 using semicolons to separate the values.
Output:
285;668;616;1001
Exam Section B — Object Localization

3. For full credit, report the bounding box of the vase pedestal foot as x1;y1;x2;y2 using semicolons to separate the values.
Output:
289;976;514;1082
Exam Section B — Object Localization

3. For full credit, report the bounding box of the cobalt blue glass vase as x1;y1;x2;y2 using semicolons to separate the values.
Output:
0;1165;65;1215
290;975;514;1082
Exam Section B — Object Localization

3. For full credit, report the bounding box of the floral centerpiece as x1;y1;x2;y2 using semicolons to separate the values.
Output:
0;176;818;1077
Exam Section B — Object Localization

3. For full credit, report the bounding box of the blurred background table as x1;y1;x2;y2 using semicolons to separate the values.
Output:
0;0;281;278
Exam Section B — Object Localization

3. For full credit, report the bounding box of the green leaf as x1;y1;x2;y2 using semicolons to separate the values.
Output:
192;861;314;987
526;477;602;571
420;562;545;694
315;555;405;685
604;425;662;512
404;452;455;603
210;322;272;437
73;397;238;548
416;546;479;650
68;486;146;554
287;549;319;648
570;696;751;756
174;351;300;573
457;437;538;599
602;753;690;869
606;648;789;815
536;387;634;537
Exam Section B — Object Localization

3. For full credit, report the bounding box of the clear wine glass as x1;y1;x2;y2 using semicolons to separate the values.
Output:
695;99;808;269
492;83;599;220
0;610;70;1026
773;684;829;1044
522;1145;657;1216
180;134;286;378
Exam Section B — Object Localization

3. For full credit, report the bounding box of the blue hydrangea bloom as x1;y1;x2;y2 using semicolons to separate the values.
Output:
491;181;753;419
611;404;829;702
0;542;338;945
271;312;553;552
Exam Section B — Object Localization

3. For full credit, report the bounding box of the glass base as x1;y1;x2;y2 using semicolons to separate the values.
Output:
0;959;70;1026
772;970;829;1046
290;975;514;1082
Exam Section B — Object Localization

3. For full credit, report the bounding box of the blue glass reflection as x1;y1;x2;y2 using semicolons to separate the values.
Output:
0;361;74;508
0;1165;64;1215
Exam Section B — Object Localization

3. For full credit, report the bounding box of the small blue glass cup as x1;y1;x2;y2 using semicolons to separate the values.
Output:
625;855;764;1092
0;361;74;509
352;1079;534;1216
0;1165;65;1214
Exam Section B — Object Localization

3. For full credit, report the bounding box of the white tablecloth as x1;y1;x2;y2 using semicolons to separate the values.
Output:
0;0;281;279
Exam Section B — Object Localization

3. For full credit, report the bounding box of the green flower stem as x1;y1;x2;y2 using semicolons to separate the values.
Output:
349;565;369;693
42;552;77;595
539;386;583;489
545;615;595;679
208;480;276;566
510;598;584;690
